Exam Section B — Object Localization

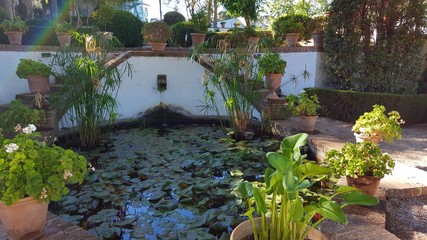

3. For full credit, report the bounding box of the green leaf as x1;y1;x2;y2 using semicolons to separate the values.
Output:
236;182;253;199
280;133;308;151
267;152;292;174
316;198;347;224
341;191;379;206
290;198;304;222
253;187;267;214
299;163;330;177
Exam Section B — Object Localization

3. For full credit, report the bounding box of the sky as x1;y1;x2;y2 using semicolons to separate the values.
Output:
145;0;188;21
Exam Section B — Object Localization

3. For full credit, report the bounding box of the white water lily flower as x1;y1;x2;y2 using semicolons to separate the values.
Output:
22;124;37;134
5;143;19;153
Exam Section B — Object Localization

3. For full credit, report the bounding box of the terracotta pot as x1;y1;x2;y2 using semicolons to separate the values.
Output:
191;33;206;45
312;32;324;47
285;33;300;47
300;115;318;132
346;175;381;196
231;218;323;240
247;36;260;46
265;73;283;99
26;75;50;94
0;197;48;240
148;42;167;52
56;32;72;46
97;31;113;41
354;132;382;144
5;31;23;45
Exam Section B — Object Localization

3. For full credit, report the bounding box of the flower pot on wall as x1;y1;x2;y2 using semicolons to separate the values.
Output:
265;73;282;99
285;32;300;47
346;176;381;196
26;75;50;94
247;36;260;46
312;32;324;47
148;42;167;52
5;31;23;45
55;32;72;46
190;33;206;45
0;197;48;240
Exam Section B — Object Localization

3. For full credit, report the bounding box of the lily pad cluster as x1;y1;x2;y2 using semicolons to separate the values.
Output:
51;125;279;239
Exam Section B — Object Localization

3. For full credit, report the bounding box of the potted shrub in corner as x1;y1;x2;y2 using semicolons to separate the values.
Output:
307;15;327;47
325;141;395;196
0;17;28;45
16;58;52;94
285;91;320;132
257;52;287;99
0;124;88;240
243;26;260;46
190;12;209;45
141;20;172;52
54;21;75;46
352;104;404;144
232;133;379;240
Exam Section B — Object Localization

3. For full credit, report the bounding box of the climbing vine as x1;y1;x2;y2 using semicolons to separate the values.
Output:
323;0;426;94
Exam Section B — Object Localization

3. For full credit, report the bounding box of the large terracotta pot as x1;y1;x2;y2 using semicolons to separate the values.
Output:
56;32;72;46
0;197;48;240
26;75;50;94
247;36;260;46
148;42;167;52
300;115;318;132
5;31;23;45
231;218;323;240
346;175;381;196
285;33;300;47
312;32;324;47
190;33;206;45
265;73;283;99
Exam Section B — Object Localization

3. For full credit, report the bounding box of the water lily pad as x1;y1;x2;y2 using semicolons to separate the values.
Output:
147;190;166;202
113;217;137;228
155;200;178;211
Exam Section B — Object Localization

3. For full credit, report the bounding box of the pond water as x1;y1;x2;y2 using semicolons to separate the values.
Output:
50;124;280;239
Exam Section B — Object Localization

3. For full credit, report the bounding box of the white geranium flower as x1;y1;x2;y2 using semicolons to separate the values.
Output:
22;124;37;134
14;124;22;132
5;143;19;153
63;170;73;180
40;187;48;200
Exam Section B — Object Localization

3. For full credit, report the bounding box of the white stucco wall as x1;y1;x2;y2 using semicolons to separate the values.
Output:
0;49;325;120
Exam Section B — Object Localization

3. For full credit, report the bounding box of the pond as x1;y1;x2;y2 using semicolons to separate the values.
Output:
50;124;281;239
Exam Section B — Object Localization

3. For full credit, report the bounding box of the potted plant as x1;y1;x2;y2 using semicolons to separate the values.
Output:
325;141;395;195
16;58;52;94
92;4;115;40
141;20;172;52
285;92;320;132
352;104;404;144
0;124;88;239
257;52;287;99
0;100;45;133
54;21;75;46
243;26;260;46
232;133;379;240
190;12;208;45
307;15;327;47
0;17;28;45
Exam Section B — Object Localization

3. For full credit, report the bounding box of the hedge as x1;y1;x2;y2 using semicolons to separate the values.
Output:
305;88;427;124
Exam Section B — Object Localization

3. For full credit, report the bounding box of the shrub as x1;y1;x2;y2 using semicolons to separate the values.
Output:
163;11;185;26
323;0;425;94
0;100;46;132
142;20;172;43
305;88;427;124
272;14;310;42
107;10;143;47
170;21;194;47
0;7;9;44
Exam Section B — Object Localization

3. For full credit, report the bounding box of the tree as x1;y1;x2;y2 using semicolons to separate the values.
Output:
219;0;262;26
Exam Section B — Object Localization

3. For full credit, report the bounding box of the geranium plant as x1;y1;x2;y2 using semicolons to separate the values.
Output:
285;92;320;116
235;133;379;240
352;104;404;143
54;22;75;33
257;52;287;75
325;141;395;179
0;124;88;205
16;58;52;79
0;17;28;32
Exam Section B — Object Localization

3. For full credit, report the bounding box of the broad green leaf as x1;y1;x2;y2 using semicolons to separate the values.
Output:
335;185;360;193
341;191;379;206
267;152;292;174
290;198;304;222
299;163;330;177
253;187;267;214
316;198;347;224
280;133;308;151
236;182;253;199
264;167;274;188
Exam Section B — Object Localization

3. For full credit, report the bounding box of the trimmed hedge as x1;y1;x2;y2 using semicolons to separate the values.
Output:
305;88;427;124
107;10;143;47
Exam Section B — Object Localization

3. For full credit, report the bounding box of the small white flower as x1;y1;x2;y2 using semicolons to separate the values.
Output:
14;124;22;132
5;143;19;153
40;187;48;199
22;124;37;134
63;170;73;180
